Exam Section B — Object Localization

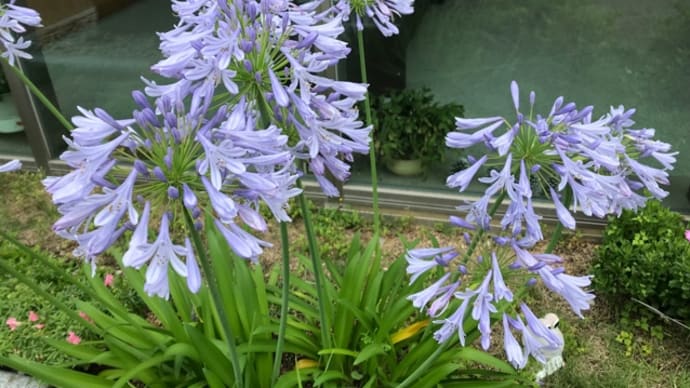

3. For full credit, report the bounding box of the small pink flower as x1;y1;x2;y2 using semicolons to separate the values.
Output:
5;317;21;331
104;273;114;287
685;230;690;242
28;311;39;322
78;311;93;323
34;323;45;330
67;331;81;345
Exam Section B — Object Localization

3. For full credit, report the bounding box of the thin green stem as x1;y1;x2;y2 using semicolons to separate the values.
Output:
183;209;243;388
397;341;450;388
544;223;564;254
2;58;73;130
545;188;573;254
272;222;291;384
461;190;508;262
296;181;332;350
356;30;381;251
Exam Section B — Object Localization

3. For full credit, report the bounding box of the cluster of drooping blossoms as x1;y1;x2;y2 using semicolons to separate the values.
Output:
334;0;413;36
148;0;371;196
406;234;587;369
0;0;41;66
0;1;42;174
447;81;677;245
405;81;675;369
43;92;300;299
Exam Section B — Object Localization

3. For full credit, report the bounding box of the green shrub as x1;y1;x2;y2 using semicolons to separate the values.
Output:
592;200;690;321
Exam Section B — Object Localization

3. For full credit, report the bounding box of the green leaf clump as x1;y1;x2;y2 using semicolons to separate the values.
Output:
371;87;464;169
592;199;690;321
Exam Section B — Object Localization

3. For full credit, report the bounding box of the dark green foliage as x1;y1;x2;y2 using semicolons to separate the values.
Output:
592;200;690;321
371;88;464;169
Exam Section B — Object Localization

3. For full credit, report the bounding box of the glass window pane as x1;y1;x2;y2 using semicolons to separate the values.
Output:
28;0;173;118
349;0;690;211
0;69;31;156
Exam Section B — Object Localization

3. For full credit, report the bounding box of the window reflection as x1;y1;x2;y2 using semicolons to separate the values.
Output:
27;0;173;118
350;0;690;210
0;69;30;156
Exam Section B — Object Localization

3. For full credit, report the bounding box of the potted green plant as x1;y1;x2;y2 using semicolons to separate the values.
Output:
371;87;463;176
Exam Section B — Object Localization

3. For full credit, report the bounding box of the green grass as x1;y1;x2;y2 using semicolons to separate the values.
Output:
522;283;690;388
546;315;690;387
0;241;88;364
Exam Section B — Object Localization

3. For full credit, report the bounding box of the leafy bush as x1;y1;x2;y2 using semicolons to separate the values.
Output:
592;200;690;321
371;88;464;169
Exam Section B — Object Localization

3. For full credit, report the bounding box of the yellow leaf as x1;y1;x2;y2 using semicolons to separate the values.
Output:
390;319;430;344
295;358;319;370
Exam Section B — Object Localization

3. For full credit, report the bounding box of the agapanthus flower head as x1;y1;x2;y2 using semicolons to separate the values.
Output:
0;0;41;66
44;90;300;298
335;0;413;36
405;211;595;368
149;0;371;196
446;81;676;242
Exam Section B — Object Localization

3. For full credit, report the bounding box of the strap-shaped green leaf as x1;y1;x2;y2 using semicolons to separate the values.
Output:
0;355;112;388
414;362;462;388
313;370;349;386
273;368;318;388
317;348;359;358
163;342;201;362
43;338;103;362
112;353;173;388
353;343;390;365
456;347;516;375
185;323;235;385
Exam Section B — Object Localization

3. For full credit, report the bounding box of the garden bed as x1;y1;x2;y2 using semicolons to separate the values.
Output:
1;171;689;387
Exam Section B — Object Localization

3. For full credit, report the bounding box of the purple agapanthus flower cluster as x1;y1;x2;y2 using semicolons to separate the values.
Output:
41;0;375;298
0;0;41;66
406;81;675;369
405;235;589;368
148;0;371;196
447;81;677;245
334;0;414;36
44;91;300;299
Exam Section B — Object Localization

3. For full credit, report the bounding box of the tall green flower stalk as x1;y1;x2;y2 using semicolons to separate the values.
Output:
2;58;73;131
297;180;333;350
271;221;291;384
356;29;382;256
183;209;243;388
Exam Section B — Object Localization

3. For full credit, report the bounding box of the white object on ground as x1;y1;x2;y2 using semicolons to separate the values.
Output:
0;370;46;388
534;313;565;383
